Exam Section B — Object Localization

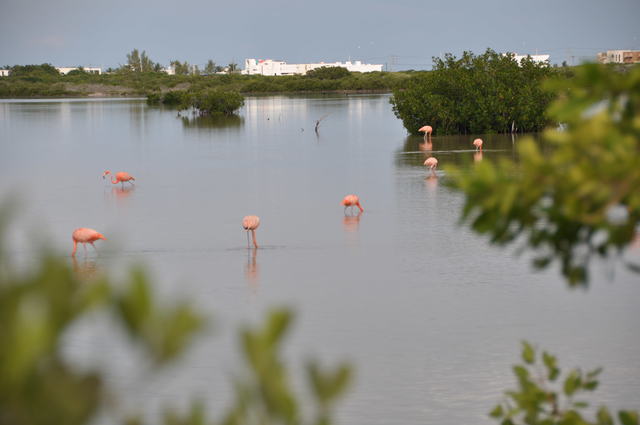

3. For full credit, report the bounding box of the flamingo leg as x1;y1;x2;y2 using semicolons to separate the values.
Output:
251;229;258;248
72;240;77;257
83;243;87;256
246;231;250;249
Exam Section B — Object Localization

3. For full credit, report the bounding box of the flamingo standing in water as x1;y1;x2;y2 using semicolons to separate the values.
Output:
424;157;438;176
341;194;364;215
473;138;483;151
242;216;260;248
418;125;433;140
71;228;106;256
103;170;135;187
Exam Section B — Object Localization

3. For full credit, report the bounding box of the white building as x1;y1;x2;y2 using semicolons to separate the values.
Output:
56;67;102;75
0;69;9;77
504;53;550;66
242;59;383;76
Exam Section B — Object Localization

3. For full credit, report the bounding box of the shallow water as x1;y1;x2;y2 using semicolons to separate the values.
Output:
1;96;638;424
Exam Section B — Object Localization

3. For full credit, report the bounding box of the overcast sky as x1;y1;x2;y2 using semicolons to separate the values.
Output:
1;0;639;70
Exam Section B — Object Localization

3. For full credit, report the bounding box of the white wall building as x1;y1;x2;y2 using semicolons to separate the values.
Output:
504;53;550;66
242;59;383;76
0;69;9;77
56;67;102;75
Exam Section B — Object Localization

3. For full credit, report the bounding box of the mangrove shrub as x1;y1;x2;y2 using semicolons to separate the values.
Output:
390;49;556;135
192;89;244;115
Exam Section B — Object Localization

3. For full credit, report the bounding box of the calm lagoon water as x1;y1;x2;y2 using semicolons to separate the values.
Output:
1;96;638;424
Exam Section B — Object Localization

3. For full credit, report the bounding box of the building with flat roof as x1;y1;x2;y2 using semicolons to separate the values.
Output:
597;50;640;64
503;53;550;66
242;59;383;76
56;67;102;75
0;69;9;77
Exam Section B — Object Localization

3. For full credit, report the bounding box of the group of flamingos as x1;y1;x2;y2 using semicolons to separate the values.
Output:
71;171;365;256
418;125;483;176
72;126;478;256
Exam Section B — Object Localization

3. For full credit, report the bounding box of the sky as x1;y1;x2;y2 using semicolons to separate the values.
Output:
1;0;639;70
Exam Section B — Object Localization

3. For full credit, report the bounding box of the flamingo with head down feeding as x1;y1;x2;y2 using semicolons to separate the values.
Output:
424;157;438;176
103;170;135;187
418;125;433;140
341;194;364;215
473;138;483;151
71;228;106;256
242;216;260;248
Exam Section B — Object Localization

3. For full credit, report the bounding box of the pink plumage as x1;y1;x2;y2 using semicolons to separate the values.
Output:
103;170;135;186
71;227;106;256
424;157;438;170
242;216;260;248
341;194;364;213
473;138;483;151
418;125;433;135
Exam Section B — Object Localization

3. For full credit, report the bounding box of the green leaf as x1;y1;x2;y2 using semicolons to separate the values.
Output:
522;341;535;364
490;404;504;418
564;370;580;397
619;411;639;425
597;407;614;425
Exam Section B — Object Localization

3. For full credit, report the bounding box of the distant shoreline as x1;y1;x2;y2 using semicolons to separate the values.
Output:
0;89;394;99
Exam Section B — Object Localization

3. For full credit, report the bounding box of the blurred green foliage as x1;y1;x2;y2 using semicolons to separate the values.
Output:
390;49;565;135
0;205;351;425
0;209;204;425
449;63;640;285
491;342;638;425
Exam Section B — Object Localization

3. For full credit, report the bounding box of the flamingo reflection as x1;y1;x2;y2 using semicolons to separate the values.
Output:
419;139;433;152
245;247;260;291
72;256;100;280
343;211;362;233
112;184;136;201
424;173;439;191
474;151;483;162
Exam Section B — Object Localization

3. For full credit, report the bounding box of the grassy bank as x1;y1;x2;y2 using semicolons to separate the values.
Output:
0;67;414;98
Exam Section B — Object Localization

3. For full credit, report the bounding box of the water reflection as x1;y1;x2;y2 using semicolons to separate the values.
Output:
342;211;362;232
419;139;433;152
244;247;260;291
112;185;136;202
71;256;101;280
395;133;540;168
424;174;439;192
181;114;244;129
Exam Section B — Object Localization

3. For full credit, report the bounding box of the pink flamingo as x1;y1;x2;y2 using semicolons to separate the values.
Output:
418;125;433;140
103;170;135;187
242;215;260;248
72;228;106;256
473;138;483;151
341;194;364;215
424;157;438;176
